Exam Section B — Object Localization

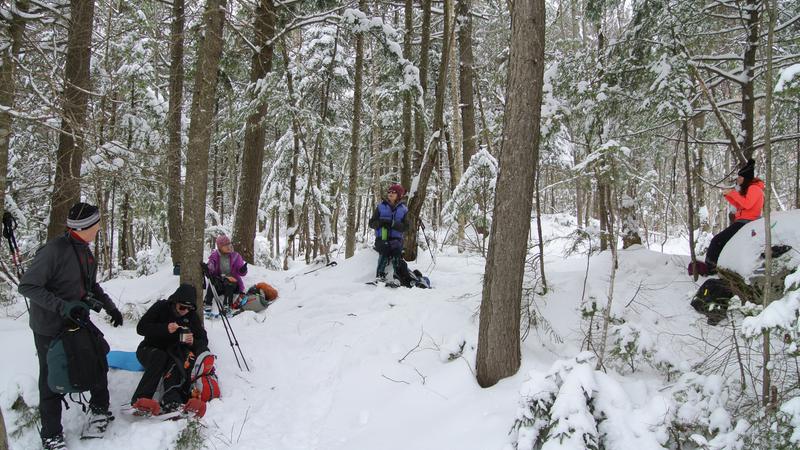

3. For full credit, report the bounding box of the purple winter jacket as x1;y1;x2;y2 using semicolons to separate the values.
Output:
207;250;247;293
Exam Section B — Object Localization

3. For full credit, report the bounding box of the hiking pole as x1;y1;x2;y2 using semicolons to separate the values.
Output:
209;278;246;371
418;219;436;263
3;211;29;312
3;211;24;278
201;264;250;371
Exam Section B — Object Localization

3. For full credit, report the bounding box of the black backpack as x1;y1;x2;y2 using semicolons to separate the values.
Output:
394;259;432;289
47;321;110;394
691;279;734;326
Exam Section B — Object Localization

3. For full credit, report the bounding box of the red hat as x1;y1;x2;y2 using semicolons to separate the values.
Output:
388;184;406;198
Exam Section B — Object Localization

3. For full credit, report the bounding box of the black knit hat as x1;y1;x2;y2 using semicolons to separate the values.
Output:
737;159;755;181
168;283;197;310
67;202;101;230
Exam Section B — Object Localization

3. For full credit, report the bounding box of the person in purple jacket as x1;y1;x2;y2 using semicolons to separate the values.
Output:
204;234;248;315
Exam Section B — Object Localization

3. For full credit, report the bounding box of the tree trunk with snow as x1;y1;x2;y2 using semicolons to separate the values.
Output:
232;0;275;263
47;0;95;240
476;0;545;388
620;190;641;249
166;0;185;269
180;0;227;315
404;0;452;262
0;0;26;217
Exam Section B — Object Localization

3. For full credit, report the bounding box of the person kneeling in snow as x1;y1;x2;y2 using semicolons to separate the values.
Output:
204;234;248;315
369;184;409;285
704;158;765;274
131;284;208;415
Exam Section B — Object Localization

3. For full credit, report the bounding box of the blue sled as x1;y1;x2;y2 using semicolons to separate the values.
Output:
107;350;144;372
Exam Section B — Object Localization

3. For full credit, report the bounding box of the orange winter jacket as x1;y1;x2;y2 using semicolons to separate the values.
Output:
724;179;764;221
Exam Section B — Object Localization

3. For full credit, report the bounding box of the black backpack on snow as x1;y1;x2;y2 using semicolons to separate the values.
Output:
393;259;431;289
691;278;734;326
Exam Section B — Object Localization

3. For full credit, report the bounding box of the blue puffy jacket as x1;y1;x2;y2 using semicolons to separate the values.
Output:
369;200;408;241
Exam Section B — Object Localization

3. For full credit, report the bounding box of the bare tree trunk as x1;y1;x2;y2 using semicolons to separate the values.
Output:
0;0;27;217
404;0;452;261
47;0;96;240
595;182;618;370
179;0;227;316
280;40;301;269
345;0;367;258
534;166;547;293
232;0;275;263
166;0;185;269
0;405;7;450
118;192;132;269
401;0;413;189
739;0;760;162
794;111;800;209
683;122;698;281
457;0;477;170
760;0;776;407
476;0;545;388
412;0;431;174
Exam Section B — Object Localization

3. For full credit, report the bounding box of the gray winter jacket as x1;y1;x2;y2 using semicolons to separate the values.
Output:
18;233;118;337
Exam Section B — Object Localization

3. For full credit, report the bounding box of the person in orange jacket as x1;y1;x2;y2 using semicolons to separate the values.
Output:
704;158;764;273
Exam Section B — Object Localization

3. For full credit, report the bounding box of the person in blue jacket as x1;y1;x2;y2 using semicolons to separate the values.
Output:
368;184;408;283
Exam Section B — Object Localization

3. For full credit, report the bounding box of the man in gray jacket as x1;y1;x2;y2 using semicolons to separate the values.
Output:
19;202;123;449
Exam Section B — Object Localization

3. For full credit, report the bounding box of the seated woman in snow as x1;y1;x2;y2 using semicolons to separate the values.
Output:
703;159;764;274
130;284;208;415
204;234;248;314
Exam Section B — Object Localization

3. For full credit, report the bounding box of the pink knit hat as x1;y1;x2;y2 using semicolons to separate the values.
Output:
216;234;231;248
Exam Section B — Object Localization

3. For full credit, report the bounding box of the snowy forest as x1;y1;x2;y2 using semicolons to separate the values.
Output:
2;0;800;449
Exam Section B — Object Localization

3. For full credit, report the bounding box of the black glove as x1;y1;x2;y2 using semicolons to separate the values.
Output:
107;308;124;327
240;262;248;274
62;301;89;322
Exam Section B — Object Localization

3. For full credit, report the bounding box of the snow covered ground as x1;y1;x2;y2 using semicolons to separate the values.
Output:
2;215;723;450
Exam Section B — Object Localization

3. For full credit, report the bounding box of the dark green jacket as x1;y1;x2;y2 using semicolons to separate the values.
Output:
19;233;118;336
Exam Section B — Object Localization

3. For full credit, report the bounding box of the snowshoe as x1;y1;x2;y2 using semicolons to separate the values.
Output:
80;408;114;439
183;398;207;418
131;398;161;417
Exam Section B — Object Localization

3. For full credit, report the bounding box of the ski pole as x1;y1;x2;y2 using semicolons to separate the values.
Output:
202;264;249;371
418;219;436;263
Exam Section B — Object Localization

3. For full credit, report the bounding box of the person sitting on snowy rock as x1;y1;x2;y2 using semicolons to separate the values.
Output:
368;183;409;285
131;284;208;416
204;234;248;315
704;158;764;274
19;202;123;449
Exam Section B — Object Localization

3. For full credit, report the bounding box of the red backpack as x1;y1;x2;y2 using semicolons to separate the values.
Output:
190;351;220;401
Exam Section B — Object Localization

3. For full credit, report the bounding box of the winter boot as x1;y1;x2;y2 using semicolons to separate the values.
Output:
184;398;207;418
42;434;68;450
374;273;387;284
80;407;114;439
132;398;162;416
